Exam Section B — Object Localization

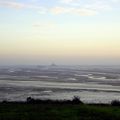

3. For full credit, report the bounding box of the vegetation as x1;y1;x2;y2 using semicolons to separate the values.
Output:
26;96;84;104
111;100;120;106
25;97;120;106
0;97;120;120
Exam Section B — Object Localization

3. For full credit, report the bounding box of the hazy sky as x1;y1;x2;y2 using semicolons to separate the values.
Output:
0;0;120;65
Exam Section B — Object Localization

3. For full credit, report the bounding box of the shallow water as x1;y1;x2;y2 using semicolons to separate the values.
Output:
0;65;120;103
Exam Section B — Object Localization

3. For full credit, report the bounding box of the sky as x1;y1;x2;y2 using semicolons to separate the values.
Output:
0;0;120;65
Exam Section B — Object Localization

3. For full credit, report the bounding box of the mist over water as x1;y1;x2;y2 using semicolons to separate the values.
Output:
0;65;120;103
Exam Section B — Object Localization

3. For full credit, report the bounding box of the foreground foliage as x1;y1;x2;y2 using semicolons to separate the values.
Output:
0;102;120;120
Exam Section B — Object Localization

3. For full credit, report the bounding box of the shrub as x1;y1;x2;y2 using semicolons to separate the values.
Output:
111;100;120;106
26;96;84;104
72;96;83;104
27;97;35;103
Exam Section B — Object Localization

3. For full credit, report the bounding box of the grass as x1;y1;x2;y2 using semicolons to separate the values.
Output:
0;102;120;120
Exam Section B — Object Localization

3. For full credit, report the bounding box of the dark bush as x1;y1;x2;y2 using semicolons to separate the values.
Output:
27;97;35;103
111;100;120;106
26;96;84;104
2;100;7;103
72;96;83;104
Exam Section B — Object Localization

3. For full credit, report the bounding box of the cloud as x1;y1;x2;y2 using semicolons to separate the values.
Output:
50;0;118;16
60;0;79;4
0;0;119;16
73;8;98;16
51;7;97;16
0;1;25;9
111;0;120;3
51;7;69;14
33;22;56;29
0;0;44;10
84;2;112;11
0;0;47;14
59;0;81;6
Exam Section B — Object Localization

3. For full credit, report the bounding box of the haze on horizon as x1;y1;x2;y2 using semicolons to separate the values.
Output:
0;0;120;65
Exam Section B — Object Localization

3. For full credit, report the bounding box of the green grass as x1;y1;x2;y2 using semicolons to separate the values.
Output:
0;103;120;120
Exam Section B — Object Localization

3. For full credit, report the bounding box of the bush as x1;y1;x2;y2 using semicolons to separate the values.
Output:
111;100;120;106
72;96;83;104
26;96;84;104
27;97;35;103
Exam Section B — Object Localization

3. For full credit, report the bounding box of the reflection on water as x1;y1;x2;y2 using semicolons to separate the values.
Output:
0;65;120;103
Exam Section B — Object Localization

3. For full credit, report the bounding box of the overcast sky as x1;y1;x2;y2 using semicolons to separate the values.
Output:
0;0;120;65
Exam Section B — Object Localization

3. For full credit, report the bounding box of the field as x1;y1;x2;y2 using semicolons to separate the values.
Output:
0;103;120;120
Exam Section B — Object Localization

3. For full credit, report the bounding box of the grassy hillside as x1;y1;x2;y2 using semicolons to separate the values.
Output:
0;103;120;120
